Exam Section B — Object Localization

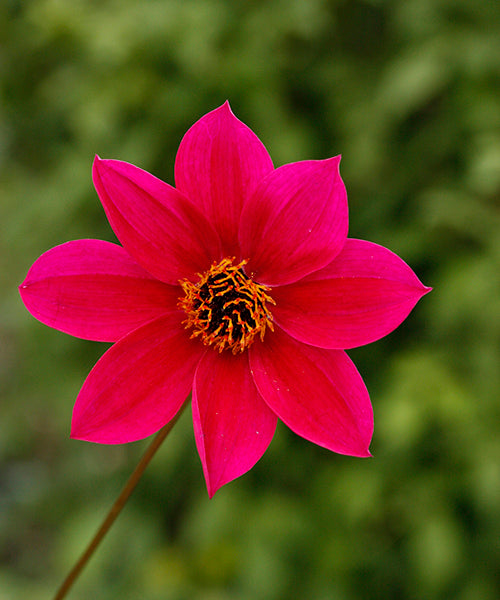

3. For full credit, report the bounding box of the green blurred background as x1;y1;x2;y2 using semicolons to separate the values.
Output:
1;0;499;598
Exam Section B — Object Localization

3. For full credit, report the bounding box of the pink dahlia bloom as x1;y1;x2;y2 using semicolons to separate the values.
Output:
20;102;430;497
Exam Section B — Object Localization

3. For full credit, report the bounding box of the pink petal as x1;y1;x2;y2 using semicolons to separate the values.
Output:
250;327;373;457
174;102;274;257
239;157;348;285
93;157;222;284
192;349;277;497
71;314;204;443
19;239;179;342
272;239;432;349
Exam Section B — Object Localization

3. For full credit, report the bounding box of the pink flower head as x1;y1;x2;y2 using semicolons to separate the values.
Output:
20;102;431;497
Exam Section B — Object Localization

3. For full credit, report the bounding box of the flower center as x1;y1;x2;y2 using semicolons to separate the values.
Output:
179;258;275;354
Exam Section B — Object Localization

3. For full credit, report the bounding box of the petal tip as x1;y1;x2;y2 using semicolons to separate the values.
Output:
325;155;344;181
69;422;85;442
344;438;373;458
70;410;92;441
217;100;241;126
344;442;372;458
18;282;30;306
210;100;234;121
93;155;117;178
416;284;433;301
205;473;231;498
206;482;218;499
70;406;102;443
92;155;103;180
326;154;342;167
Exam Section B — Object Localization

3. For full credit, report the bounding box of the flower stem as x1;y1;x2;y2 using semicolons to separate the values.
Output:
53;407;186;600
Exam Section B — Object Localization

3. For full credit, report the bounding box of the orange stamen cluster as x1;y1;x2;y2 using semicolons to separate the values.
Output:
179;258;275;354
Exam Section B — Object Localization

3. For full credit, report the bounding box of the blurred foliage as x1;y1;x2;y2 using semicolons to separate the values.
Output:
1;0;499;598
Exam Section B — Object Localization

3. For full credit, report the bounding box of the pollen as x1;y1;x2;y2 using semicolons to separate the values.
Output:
179;257;275;354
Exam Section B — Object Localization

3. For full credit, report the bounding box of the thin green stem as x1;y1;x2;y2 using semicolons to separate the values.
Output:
53;407;185;600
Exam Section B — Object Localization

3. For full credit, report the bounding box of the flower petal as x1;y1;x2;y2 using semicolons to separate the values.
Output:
19;239;179;342
239;157;348;285
93;157;222;284
250;327;373;457
71;314;204;443
192;349;277;497
174;102;274;256
272;239;432;349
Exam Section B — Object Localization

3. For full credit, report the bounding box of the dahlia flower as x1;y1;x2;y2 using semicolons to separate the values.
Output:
20;102;430;496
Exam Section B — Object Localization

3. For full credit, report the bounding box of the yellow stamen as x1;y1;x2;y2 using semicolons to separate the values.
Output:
178;258;275;354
